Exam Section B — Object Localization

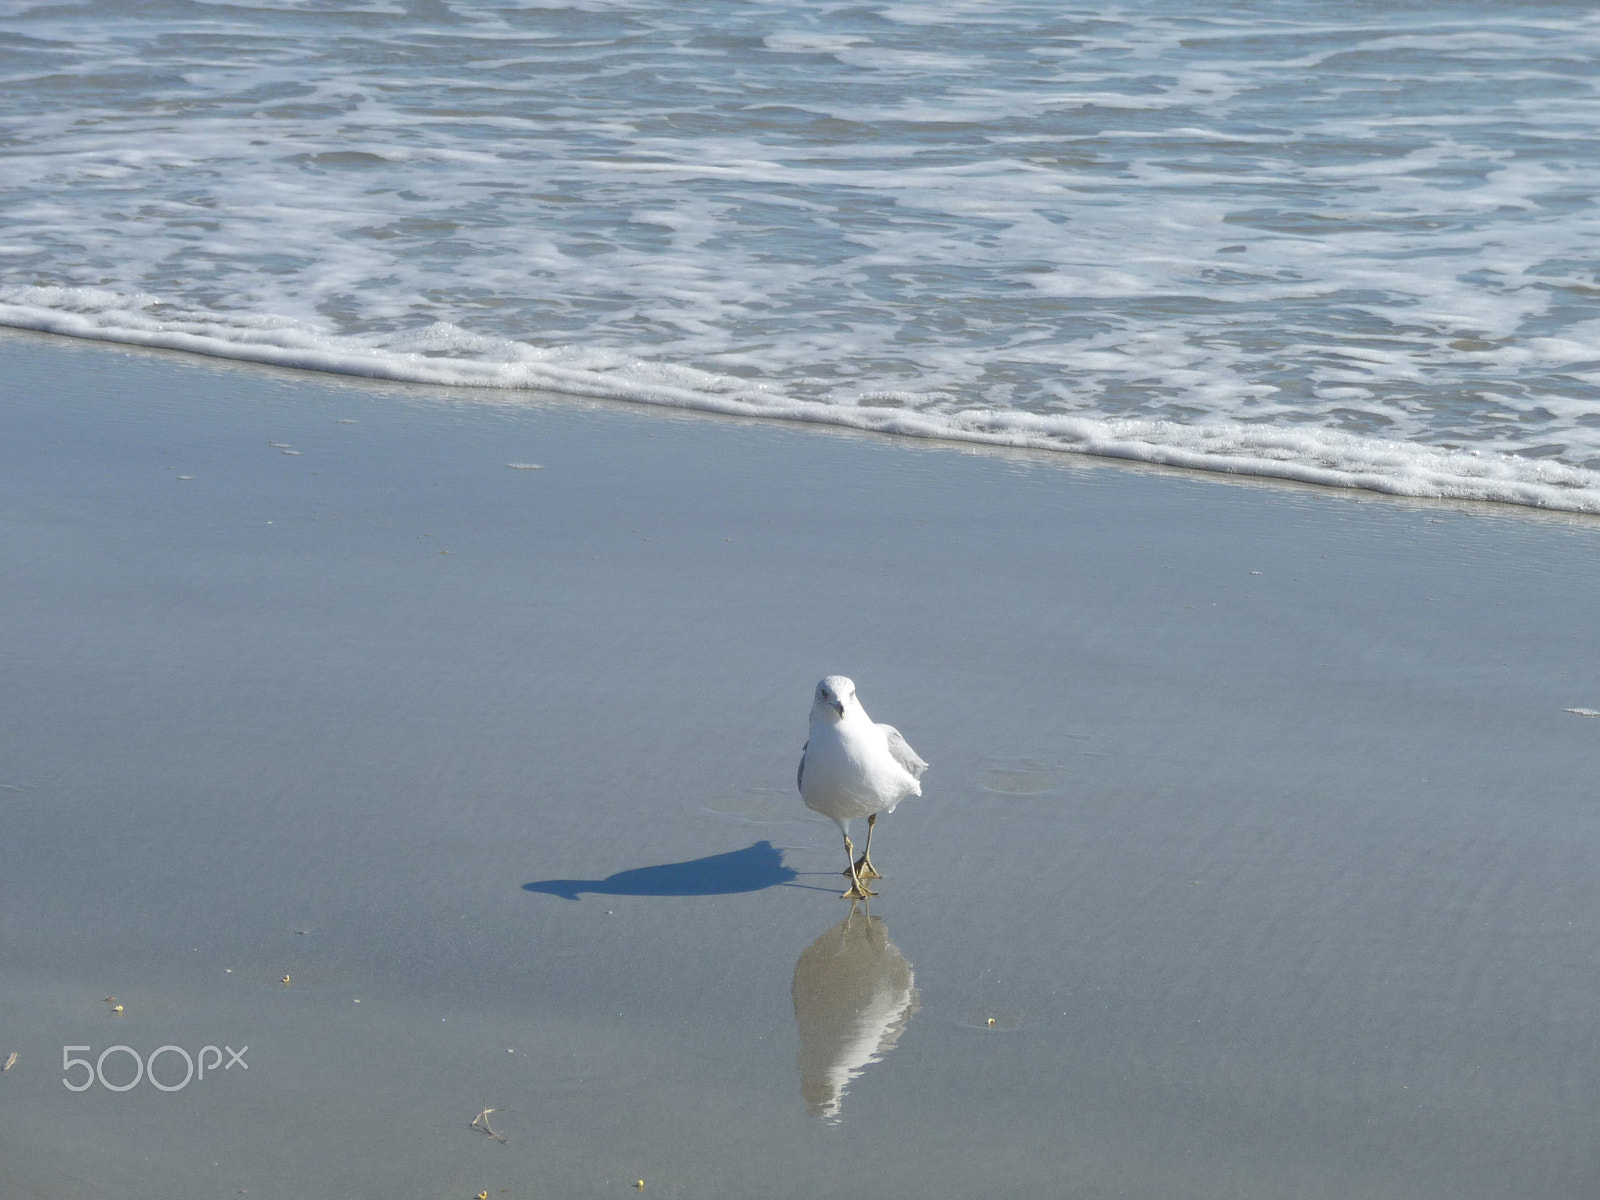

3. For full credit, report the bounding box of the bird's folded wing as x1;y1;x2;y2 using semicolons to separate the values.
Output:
877;725;928;778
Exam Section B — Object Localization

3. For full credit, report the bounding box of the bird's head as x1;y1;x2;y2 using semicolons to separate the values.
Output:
812;675;857;722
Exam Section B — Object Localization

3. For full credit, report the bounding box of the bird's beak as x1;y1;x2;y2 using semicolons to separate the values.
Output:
830;699;845;716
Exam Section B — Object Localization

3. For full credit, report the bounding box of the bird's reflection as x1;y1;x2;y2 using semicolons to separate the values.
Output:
791;905;920;1122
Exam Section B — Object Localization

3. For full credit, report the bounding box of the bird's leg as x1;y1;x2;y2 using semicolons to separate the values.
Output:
843;813;882;880
840;834;876;900
854;812;883;880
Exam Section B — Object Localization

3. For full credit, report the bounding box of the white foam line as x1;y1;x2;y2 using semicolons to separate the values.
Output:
5;294;1598;515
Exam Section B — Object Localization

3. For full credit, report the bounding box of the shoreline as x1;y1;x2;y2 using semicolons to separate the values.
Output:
3;313;1598;516
4;328;1600;1198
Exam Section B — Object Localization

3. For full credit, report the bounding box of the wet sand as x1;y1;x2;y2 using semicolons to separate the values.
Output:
3;328;1600;1198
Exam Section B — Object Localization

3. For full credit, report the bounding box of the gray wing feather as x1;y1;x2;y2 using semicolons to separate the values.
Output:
797;740;808;792
877;724;928;779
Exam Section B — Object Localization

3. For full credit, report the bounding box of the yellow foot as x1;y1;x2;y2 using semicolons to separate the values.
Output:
841;882;878;900
841;857;882;881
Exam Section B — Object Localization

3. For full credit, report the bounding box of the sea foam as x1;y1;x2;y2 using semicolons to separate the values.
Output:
6;283;1597;512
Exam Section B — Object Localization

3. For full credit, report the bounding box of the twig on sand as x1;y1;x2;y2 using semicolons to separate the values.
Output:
470;1108;507;1144
2;1052;16;1072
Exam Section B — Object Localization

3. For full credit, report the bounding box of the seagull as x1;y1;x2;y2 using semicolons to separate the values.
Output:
798;676;927;900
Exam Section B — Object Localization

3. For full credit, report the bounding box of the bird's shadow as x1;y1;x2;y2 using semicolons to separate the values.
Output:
525;839;834;901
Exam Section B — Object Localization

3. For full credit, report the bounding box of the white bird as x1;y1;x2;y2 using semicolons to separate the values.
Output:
798;675;927;900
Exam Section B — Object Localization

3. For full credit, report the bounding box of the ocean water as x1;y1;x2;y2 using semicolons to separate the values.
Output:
2;0;1598;509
